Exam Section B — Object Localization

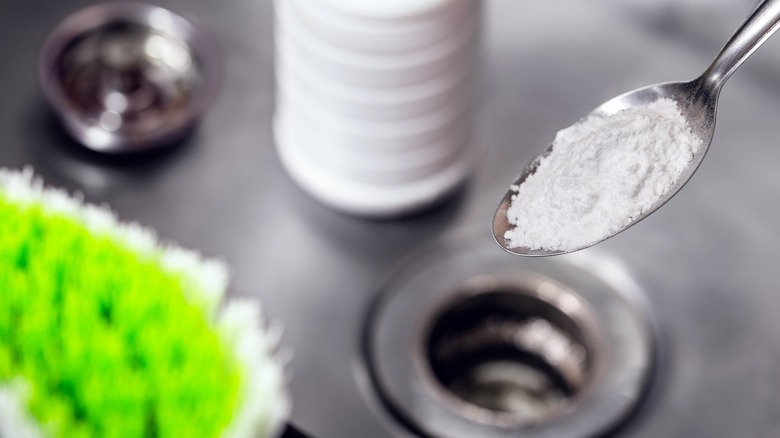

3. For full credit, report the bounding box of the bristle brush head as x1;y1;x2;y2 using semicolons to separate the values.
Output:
0;167;290;438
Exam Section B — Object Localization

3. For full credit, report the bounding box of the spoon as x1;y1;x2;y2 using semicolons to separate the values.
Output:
492;0;780;256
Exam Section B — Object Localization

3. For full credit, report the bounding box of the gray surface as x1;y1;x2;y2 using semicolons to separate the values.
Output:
2;0;780;437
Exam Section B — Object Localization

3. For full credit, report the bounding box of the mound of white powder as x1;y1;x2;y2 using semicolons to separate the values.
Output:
504;98;702;252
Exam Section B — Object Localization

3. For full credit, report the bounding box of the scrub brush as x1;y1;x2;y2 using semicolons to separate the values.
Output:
0;167;289;438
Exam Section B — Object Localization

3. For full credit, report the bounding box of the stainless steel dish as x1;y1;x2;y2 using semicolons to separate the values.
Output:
39;2;222;153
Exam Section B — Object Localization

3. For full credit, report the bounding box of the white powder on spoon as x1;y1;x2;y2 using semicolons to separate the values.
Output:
504;98;702;252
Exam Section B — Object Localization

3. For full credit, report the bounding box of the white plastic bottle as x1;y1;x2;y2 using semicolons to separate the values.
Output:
274;0;481;217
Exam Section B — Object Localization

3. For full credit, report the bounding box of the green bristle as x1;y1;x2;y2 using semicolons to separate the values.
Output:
0;193;243;436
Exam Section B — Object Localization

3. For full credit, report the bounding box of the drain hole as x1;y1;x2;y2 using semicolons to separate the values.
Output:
424;286;596;425
440;344;571;417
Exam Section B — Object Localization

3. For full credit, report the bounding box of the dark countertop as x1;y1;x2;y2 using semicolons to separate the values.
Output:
3;1;780;437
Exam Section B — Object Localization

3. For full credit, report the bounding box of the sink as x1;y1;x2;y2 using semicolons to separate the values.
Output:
2;0;780;436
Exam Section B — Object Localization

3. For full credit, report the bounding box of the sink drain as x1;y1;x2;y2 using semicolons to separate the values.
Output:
363;236;656;438
422;276;603;428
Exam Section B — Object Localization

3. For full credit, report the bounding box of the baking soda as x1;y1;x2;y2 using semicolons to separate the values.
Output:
504;98;702;252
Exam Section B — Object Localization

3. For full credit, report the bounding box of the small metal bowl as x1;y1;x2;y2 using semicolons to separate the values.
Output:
39;2;222;153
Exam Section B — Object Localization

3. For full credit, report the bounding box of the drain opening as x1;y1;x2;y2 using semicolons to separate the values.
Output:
366;240;655;438
421;280;600;426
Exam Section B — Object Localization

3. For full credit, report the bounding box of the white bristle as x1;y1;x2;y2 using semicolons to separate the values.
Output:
219;300;290;438
0;381;44;438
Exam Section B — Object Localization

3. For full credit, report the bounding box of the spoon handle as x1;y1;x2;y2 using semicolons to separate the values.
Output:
702;0;780;92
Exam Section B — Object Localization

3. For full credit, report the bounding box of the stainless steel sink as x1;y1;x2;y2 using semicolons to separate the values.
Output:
3;0;780;436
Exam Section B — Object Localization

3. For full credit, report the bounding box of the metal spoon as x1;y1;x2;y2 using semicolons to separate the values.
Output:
493;0;780;256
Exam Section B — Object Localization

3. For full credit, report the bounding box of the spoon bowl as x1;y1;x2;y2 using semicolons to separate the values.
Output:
493;0;780;256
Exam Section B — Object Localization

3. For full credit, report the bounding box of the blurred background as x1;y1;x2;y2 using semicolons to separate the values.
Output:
3;0;780;436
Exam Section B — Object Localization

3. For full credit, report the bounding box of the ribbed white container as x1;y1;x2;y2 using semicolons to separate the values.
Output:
273;0;481;217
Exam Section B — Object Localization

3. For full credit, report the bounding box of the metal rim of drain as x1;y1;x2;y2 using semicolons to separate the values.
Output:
362;236;657;438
